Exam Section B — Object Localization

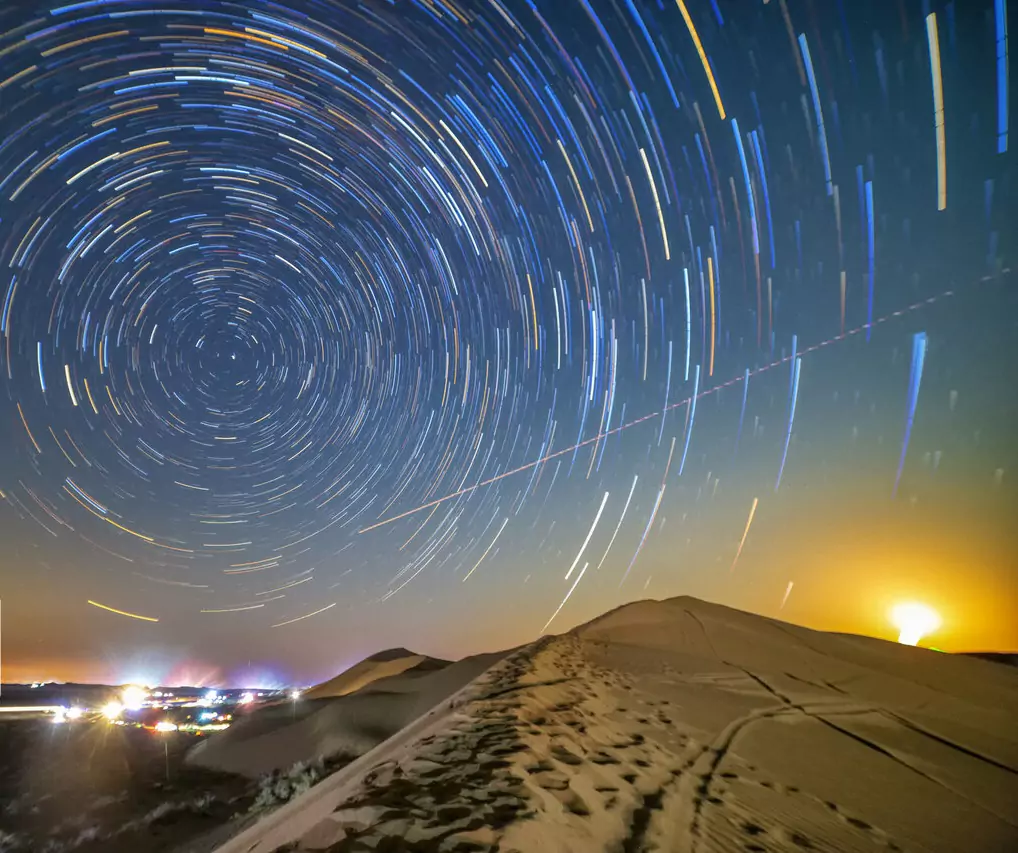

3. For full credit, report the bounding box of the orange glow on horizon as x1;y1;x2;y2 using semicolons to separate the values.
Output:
891;602;942;646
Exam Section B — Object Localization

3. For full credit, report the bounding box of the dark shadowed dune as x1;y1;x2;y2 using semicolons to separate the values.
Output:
301;647;451;701
186;649;508;778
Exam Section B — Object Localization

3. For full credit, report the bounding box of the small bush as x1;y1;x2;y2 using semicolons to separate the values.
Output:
71;828;100;846
249;760;324;814
0;830;25;853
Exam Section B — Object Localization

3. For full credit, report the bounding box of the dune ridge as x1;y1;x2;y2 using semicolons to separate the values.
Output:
187;649;508;779
208;596;1018;853
304;649;451;701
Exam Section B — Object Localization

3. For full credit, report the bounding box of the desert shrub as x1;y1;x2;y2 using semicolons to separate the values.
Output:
249;759;324;814
193;792;215;811
71;828;100;846
142;801;177;824
0;830;24;853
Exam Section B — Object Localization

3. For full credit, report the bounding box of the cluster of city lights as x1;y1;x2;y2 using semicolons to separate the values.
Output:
46;682;293;730
51;705;83;723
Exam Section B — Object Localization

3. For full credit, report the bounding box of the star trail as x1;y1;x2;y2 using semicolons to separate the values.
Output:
1;0;1015;685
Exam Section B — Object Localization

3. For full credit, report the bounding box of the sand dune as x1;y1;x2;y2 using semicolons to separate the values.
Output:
186;650;507;778
209;596;1018;852
304;648;450;700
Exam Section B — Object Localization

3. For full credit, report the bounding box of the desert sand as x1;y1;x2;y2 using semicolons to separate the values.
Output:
205;596;1018;852
303;649;451;700
188;649;509;778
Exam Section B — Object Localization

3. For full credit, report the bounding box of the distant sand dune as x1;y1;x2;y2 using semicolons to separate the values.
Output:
303;648;450;700
187;649;507;779
208;596;1018;853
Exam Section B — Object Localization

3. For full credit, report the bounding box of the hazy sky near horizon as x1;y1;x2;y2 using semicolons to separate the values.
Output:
1;0;1015;688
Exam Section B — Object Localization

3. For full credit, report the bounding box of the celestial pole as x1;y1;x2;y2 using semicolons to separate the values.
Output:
0;0;1011;682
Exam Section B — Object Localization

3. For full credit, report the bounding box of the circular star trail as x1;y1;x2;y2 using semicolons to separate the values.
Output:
1;0;1014;678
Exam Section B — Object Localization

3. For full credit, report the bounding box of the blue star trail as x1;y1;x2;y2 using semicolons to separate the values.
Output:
0;0;1014;683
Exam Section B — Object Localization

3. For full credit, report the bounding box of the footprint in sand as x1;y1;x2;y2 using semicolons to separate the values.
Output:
779;828;816;848
611;733;646;749
589;750;621;766
531;770;570;791
548;787;591;816
719;779;902;853
742;821;767;837
825;800;871;829
737;821;817;852
724;769;899;850
548;744;585;766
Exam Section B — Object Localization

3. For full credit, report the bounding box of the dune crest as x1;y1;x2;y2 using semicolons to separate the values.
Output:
186;648;500;778
304;648;450;700
210;596;1018;853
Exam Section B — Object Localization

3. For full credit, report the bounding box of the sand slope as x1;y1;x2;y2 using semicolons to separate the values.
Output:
212;596;1018;852
304;649;450;700
187;650;504;778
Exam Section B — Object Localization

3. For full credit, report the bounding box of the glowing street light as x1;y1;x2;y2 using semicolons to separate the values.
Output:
153;720;176;781
891;602;941;646
102;701;124;720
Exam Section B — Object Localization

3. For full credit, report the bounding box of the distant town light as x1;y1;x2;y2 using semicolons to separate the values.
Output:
239;691;254;704
121;685;148;711
102;701;124;720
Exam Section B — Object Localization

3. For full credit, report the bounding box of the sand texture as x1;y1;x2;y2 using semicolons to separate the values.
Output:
209;596;1018;853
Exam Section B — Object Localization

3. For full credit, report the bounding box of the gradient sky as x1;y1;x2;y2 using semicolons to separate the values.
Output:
1;0;1015;688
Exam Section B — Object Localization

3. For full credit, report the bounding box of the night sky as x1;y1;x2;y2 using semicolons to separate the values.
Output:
1;0;1015;688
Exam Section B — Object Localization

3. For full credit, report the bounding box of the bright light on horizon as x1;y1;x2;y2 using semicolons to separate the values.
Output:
102;701;124;720
121;685;148;711
891;602;942;646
